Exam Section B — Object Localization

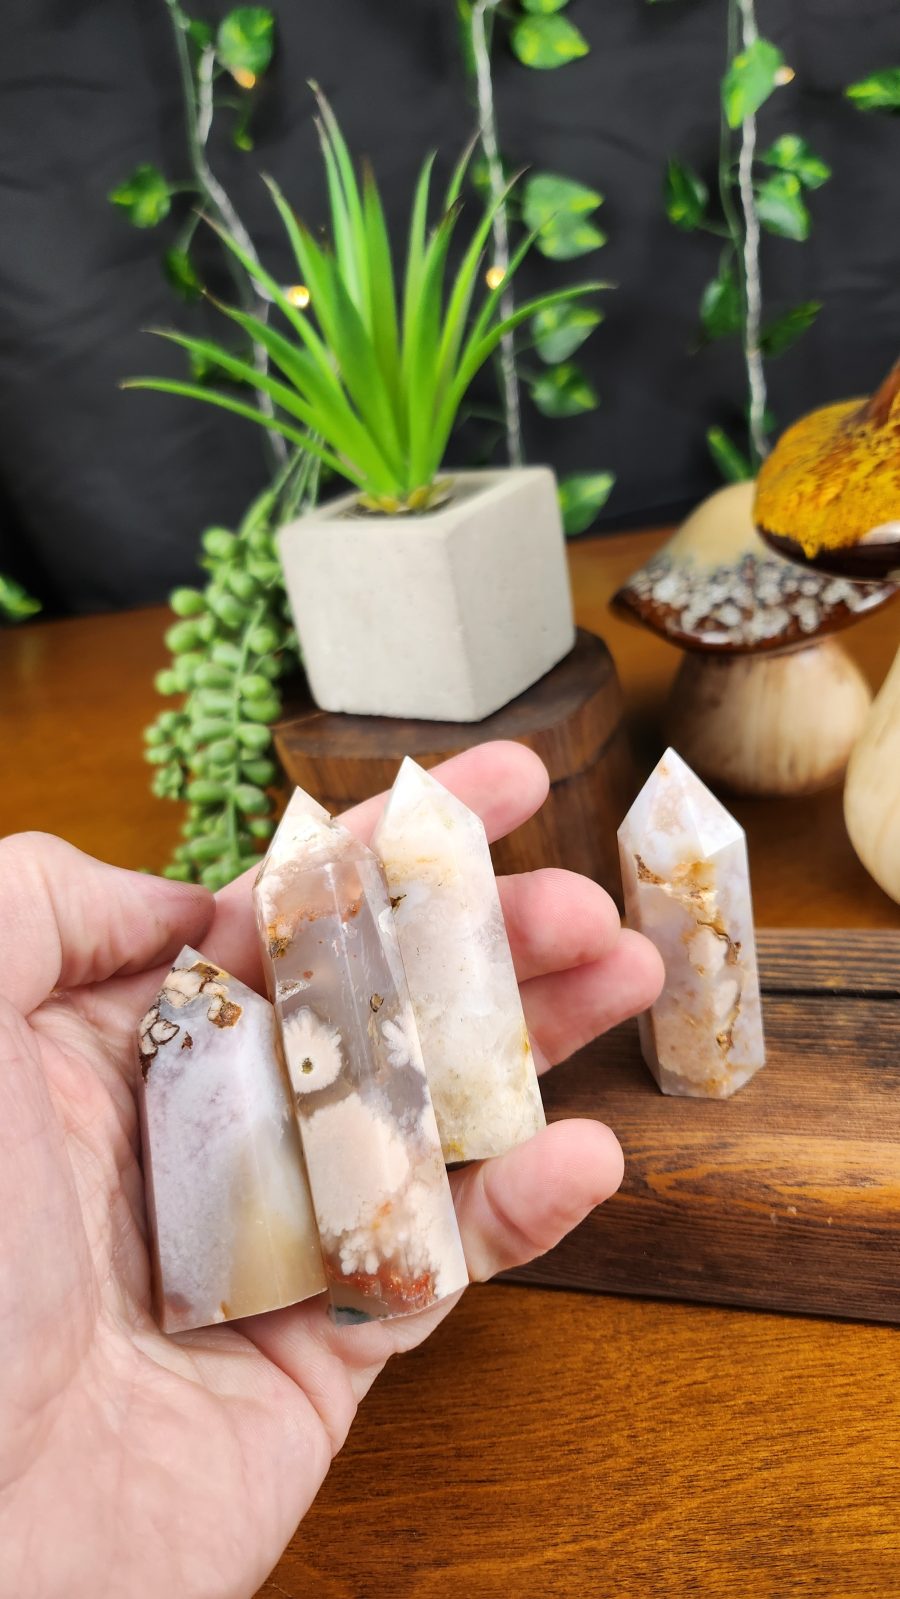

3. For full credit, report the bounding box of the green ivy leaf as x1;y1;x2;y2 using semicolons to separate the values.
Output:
510;15;589;69
755;171;810;241
216;7;274;76
760;300;822;356
706;427;753;482
163;247;203;301
108;164;172;228
664;158;708;230
558;472;614;535
521;0;570;10
529;362;598;418
522;173;605;259
845;67;900;112
758;134;831;190
699;262;742;339
0;573;40;622
186;18;214;49
532;301;603;363
722;38;786;129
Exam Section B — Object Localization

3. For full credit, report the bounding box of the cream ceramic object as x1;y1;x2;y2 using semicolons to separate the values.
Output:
277;467;575;721
844;644;900;904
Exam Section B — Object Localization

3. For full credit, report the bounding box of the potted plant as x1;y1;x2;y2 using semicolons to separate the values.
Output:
128;92;602;720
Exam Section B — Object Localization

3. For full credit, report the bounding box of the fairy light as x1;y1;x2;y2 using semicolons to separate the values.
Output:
774;65;795;86
286;284;311;309
485;265;505;290
232;68;257;90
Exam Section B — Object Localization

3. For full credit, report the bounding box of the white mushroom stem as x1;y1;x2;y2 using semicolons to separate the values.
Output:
844;643;900;904
665;639;872;798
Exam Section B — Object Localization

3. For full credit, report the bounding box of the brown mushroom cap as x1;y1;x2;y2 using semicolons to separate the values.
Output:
612;482;897;656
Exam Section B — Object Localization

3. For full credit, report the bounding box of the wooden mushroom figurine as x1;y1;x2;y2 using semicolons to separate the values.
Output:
612;481;896;797
754;360;900;899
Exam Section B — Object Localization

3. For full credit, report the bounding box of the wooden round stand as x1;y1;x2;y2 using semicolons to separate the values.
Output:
274;629;636;902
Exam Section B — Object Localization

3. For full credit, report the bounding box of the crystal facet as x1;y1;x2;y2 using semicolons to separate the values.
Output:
617;748;765;1098
372;758;545;1160
138;947;326;1333
254;789;469;1323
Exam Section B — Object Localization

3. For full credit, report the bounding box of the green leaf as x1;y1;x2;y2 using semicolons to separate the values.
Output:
558;472;614;535
521;0;570;10
236;721;273;751
247;623;279;654
532;301;603;363
0;573;40;621
108;164;171;228
529;361;598;418
510;14;589;69
216;7;274;76
186;18;214;50
242;757;277;786
845;67;900;112
706;427;753;482
240;696;281;724
234;782;268;813
522;173;605;259
722;38;786;128
755;172;810;241
186;779;227;805
169;586;206;617
699;262;742;339
202;528;239;560
664;158;708;230
758;134;831;189
164;247;203;301
165;619;203;654
760;300;821;357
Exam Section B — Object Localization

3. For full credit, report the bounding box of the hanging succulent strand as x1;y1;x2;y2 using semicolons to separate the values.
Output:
469;0;524;468
734;0;768;463
164;0;287;466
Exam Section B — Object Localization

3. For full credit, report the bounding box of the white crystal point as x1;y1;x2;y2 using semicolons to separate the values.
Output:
618;749;765;1099
373;758;545;1161
139;946;326;1333
253;782;468;1323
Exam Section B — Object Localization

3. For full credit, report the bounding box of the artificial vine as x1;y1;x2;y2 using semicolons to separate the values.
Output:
662;0;831;480
458;0;615;534
111;2;311;884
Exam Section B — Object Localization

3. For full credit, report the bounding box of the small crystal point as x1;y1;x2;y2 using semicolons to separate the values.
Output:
139;946;326;1333
617;749;765;1098
372;758;546;1160
254;787;468;1323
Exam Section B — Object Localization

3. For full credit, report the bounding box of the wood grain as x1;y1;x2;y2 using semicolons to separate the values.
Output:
275;628;637;901
3;531;900;1598
506;930;900;1323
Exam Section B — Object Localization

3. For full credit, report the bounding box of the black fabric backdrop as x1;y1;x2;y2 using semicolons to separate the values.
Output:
1;0;898;614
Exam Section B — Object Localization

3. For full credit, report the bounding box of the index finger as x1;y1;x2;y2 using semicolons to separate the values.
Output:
208;739;549;988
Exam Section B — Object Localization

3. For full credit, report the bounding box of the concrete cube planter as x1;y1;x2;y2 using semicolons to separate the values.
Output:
277;466;576;722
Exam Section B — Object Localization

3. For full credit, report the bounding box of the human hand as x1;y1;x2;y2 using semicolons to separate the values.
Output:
0;741;663;1599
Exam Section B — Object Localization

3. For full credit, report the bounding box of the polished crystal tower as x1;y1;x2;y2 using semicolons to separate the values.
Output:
138;948;326;1332
373;758;545;1160
617;748;765;1098
254;790;469;1323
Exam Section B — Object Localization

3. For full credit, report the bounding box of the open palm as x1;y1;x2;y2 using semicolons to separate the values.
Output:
0;742;662;1599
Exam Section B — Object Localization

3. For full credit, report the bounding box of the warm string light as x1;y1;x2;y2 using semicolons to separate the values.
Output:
232;68;257;90
285;284;311;309
774;65;796;86
485;265;505;290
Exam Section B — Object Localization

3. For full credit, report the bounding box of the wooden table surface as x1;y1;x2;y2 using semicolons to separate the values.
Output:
3;529;900;1597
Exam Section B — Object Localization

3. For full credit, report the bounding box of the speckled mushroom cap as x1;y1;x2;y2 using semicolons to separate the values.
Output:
612;481;897;656
754;362;900;581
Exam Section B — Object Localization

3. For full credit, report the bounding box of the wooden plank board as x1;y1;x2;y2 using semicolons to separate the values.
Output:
504;930;900;1323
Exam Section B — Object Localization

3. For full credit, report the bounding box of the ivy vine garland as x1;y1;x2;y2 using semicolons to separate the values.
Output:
662;0;831;480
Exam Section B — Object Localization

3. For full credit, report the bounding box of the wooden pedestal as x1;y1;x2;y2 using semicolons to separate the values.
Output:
274;629;636;901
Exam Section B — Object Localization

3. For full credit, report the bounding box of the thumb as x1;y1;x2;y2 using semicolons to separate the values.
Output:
0;833;214;1016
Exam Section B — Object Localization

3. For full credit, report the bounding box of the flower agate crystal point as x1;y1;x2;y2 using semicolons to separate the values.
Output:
372;758;545;1161
138;948;326;1334
253;788;468;1324
617;749;765;1099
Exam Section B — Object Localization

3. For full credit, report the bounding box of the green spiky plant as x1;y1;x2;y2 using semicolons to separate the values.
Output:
126;88;605;513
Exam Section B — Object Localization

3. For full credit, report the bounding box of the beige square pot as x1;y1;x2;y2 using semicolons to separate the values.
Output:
277;466;576;721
